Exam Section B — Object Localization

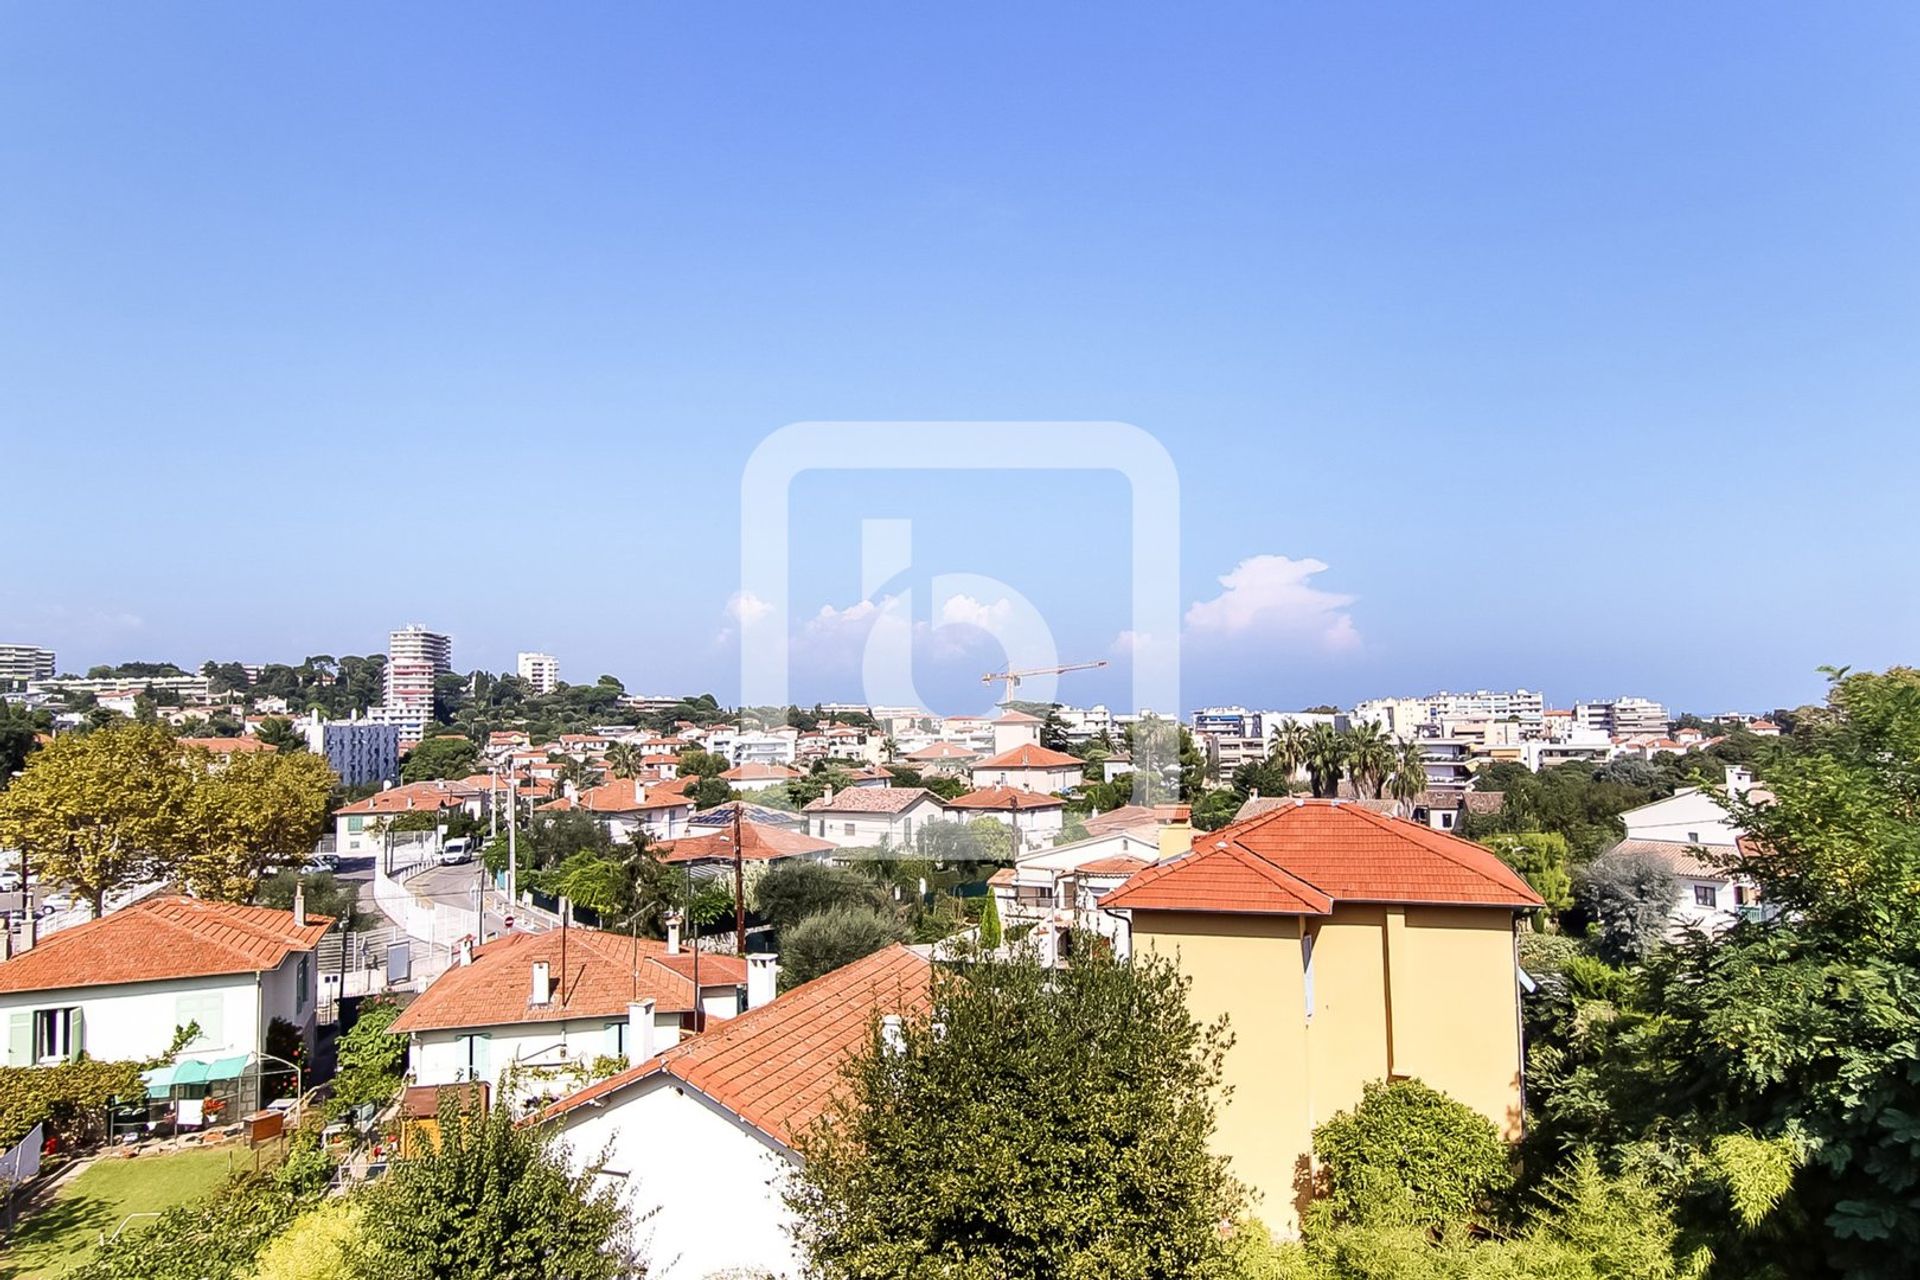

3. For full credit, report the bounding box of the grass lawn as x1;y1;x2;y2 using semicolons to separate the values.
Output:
1;1146;237;1279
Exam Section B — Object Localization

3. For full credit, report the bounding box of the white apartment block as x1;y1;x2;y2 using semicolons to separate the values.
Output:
1576;696;1670;738
517;651;560;695
381;625;452;749
0;644;55;687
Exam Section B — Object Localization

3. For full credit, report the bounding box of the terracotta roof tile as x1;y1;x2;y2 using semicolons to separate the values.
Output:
946;785;1065;811
537;945;930;1146
973;743;1084;770
390;929;747;1033
656;821;837;864
335;781;473;816
1102;800;1542;915
803;787;939;814
0;896;332;993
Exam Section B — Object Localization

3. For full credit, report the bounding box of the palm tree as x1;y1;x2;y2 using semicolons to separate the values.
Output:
604;742;642;780
1344;722;1396;798
1303;723;1348;799
557;756;603;794
1270;721;1309;785
1386;738;1428;808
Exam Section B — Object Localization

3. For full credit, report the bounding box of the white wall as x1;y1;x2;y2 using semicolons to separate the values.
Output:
809;798;945;848
970;764;1081;794
560;1077;803;1280
1622;790;1743;846
1;972;259;1066
411;1012;687;1100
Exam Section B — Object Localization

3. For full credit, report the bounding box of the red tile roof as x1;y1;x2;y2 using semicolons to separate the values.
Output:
803;787;939;814
903;742;977;761
334;781;473;816
655;821;837;865
536;944;930;1147
1101;799;1542;915
720;762;802;782
973;743;1083;770
990;709;1044;724
1080;805;1166;838
1074;855;1151;876
538;778;693;814
0;896;332;993
946;785;1066;811
389;929;748;1033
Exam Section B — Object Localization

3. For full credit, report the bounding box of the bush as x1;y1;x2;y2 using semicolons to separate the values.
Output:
348;1098;632;1280
329;998;405;1114
1575;850;1677;965
0;1059;144;1148
777;904;905;991
1312;1079;1511;1227
753;861;887;933
250;1201;362;1280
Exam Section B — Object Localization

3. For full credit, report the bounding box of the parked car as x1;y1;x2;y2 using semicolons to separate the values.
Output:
0;871;21;894
308;853;340;873
437;837;473;866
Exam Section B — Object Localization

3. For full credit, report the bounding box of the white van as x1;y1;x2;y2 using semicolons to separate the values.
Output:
438;837;474;866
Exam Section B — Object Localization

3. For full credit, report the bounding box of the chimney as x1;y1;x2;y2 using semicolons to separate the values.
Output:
531;960;552;1005
821;785;834;805
0;925;10;962
627;998;656;1063
292;884;307;928
665;912;682;955
1726;765;1753;797
746;953;779;1009
459;936;474;967
880;1013;906;1056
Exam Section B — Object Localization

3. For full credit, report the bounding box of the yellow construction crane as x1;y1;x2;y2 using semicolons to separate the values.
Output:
982;660;1108;707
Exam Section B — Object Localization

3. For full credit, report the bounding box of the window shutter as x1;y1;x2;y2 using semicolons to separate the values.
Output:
66;1007;85;1061
5;1012;29;1067
605;1021;625;1060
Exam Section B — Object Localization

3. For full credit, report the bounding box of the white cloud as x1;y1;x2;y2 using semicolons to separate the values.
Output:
1182;555;1361;653
937;593;1014;632
725;591;773;625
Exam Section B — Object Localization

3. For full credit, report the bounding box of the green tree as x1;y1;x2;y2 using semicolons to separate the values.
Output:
1343;722;1396;799
253;716;305;752
0;698;49;785
1312;1078;1512;1228
0;722;194;914
777;904;905;991
401;734;479;782
1481;831;1574;922
1532;667;1920;1279
603;742;642;779
349;1097;633;1280
330;998;407;1112
258;868;364;931
1573;848;1675;964
788;941;1245;1279
1303;723;1348;798
755;861;890;933
1385;738;1427;806
977;888;1003;949
180;748;337;901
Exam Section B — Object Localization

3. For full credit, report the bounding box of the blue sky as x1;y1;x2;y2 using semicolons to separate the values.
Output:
2;3;1915;716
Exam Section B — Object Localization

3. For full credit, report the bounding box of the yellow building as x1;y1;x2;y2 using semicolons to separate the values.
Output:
1101;798;1541;1232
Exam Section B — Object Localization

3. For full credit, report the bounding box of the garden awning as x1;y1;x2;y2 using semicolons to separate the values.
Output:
143;1065;177;1098
170;1059;211;1087
206;1055;251;1082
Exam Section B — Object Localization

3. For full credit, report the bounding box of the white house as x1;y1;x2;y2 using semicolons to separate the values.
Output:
944;786;1066;851
538;945;931;1280
968;743;1085;795
1606;766;1764;934
333;780;487;856
389;925;760;1112
802;786;947;849
988;709;1044;755
988;828;1161;949
536;778;694;842
1;896;329;1077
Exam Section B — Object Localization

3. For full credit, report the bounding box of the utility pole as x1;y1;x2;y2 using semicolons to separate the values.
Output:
732;803;746;957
